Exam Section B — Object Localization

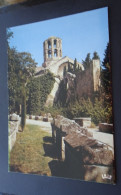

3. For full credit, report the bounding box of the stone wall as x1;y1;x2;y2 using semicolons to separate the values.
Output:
62;59;100;104
76;59;100;100
9;114;20;151
75;66;93;99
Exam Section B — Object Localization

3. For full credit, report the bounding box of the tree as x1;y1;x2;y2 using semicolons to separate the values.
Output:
68;61;72;72
7;29;13;44
101;42;113;123
17;52;37;80
7;30;37;115
92;51;100;60
101;43;112;98
27;71;55;114
8;47;20;113
82;53;92;69
63;66;67;77
21;88;26;131
73;58;77;72
27;78;41;115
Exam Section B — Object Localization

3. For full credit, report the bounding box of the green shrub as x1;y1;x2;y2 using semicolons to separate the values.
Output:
90;122;96;128
42;106;64;118
63;98;112;125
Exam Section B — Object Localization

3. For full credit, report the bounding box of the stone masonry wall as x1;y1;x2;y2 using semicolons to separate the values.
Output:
76;66;93;99
75;59;100;100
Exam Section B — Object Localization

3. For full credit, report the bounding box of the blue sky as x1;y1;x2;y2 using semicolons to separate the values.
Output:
9;7;109;66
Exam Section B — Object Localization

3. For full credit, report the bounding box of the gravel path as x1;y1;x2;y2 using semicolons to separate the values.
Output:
26;119;52;133
26;119;114;148
88;128;114;148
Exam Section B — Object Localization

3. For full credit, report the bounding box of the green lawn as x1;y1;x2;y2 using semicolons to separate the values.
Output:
9;124;53;176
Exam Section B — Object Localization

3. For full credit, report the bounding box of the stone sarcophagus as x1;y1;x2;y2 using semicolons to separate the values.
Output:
64;132;115;183
99;123;114;134
51;115;115;183
52;115;92;160
74;117;91;127
9;113;20;151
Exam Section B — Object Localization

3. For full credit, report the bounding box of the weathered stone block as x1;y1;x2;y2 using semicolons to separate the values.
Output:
99;123;113;134
64;132;114;166
35;116;39;120
54;115;92;137
64;132;115;182
52;116;93;161
29;115;33;119
83;165;115;184
9;121;18;135
74;117;91;127
9;121;20;151
9;113;19;121
9;130;17;151
48;117;53;123
61;123;92;137
43;117;48;122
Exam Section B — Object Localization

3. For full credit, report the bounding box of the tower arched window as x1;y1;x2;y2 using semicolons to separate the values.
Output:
54;39;57;48
48;50;52;58
48;40;51;49
54;49;57;57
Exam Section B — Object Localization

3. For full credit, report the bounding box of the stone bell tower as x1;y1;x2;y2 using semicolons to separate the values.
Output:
42;36;62;68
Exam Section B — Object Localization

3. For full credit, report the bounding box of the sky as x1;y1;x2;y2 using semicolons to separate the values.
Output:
8;7;109;66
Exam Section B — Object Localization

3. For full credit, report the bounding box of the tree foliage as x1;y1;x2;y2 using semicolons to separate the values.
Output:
101;43;112;95
8;30;37;114
65;59;81;76
92;51;100;60
101;42;113;123
27;71;55;115
54;79;67;107
64;98;109;125
82;53;92;69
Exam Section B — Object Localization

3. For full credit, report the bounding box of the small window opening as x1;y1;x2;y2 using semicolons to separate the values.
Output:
48;50;51;58
48;41;51;49
54;39;57;48
54;49;57;57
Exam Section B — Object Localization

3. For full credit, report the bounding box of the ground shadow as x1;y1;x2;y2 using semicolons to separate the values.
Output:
43;143;58;159
43;135;59;159
48;160;69;178
43;136;53;143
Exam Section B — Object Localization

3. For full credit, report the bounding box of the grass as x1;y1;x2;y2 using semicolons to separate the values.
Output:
9;124;53;176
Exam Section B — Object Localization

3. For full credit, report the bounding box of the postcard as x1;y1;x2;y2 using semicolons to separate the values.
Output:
8;7;115;184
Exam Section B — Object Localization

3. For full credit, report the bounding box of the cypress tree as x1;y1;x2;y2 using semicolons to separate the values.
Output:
63;66;67;77
92;51;100;60
82;53;92;69
74;58;77;72
21;90;26;131
68;61;72;72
